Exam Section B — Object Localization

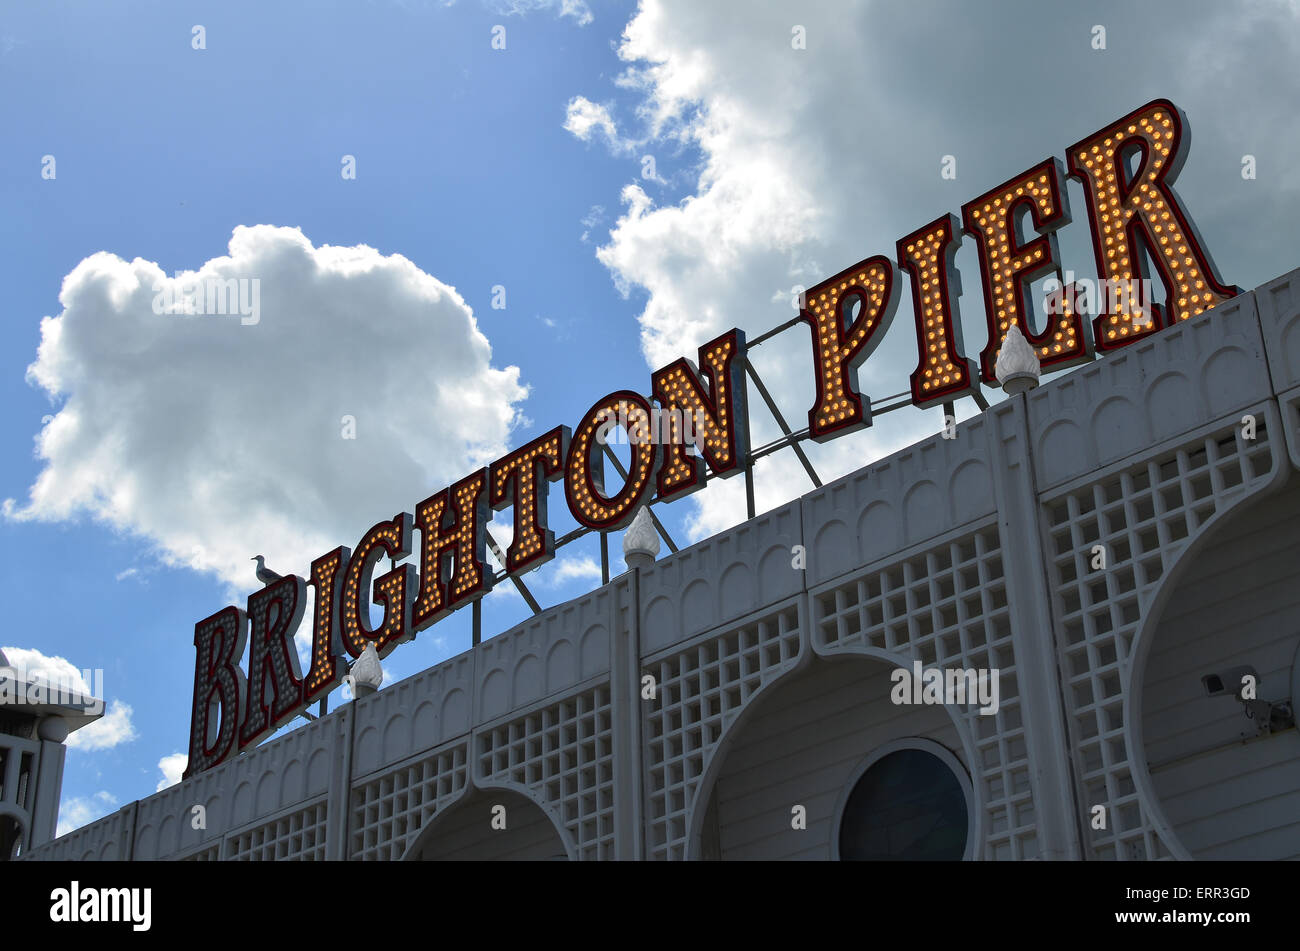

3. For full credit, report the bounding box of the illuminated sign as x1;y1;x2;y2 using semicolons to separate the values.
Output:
185;98;1238;777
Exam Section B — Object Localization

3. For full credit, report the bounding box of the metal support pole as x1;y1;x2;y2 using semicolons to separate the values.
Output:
745;460;756;520
472;598;482;646
600;532;610;584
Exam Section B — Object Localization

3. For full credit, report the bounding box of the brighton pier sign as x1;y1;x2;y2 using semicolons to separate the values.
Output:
186;98;1239;777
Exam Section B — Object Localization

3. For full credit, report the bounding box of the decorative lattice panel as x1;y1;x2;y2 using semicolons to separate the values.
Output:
350;743;469;861
1044;418;1278;860
477;682;615;860
643;603;802;860
225;800;328;860
181;843;221;861
811;523;1037;859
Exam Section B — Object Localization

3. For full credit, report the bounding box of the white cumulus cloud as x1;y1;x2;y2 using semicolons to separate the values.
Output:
578;0;1300;542
65;700;136;751
7;225;529;597
156;752;187;792
0;645;95;694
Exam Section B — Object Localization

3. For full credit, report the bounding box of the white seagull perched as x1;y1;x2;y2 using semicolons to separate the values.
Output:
252;555;281;585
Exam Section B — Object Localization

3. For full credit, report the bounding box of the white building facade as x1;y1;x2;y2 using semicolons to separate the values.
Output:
25;266;1300;861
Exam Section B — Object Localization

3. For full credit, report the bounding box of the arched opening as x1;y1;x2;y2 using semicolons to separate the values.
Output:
693;654;974;860
404;788;570;861
1136;473;1300;859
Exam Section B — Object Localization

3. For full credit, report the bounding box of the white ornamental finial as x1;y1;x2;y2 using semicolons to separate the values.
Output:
995;323;1041;395
346;643;384;699
622;505;660;570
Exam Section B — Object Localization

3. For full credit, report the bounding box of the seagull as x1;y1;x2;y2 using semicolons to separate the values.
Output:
252;555;281;585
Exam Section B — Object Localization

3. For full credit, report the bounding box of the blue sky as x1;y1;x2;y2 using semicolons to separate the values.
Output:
1;0;674;830
2;0;1298;835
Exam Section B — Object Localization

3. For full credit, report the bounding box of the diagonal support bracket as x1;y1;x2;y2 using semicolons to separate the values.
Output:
745;362;822;489
485;529;543;615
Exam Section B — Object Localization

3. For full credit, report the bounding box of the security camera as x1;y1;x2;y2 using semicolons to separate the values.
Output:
1202;664;1295;735
1201;665;1258;701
